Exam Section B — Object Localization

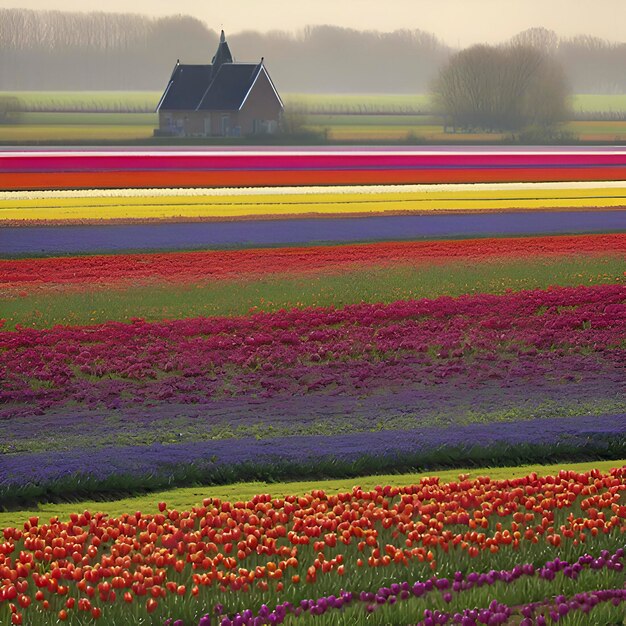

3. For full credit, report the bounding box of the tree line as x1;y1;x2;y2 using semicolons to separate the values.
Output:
0;10;449;92
0;10;624;94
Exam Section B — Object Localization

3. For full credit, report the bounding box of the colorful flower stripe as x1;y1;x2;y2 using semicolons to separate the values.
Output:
1;468;624;625
1;283;624;415
225;555;626;626
2;414;624;501
4;211;626;255
3;185;626;223
5;180;626;200
415;590;626;626
5;150;626;172
5;166;626;192
3;234;625;289
216;590;626;626
220;551;625;625
3;149;626;190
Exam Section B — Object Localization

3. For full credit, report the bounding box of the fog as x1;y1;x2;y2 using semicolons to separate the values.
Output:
2;0;625;48
1;5;625;93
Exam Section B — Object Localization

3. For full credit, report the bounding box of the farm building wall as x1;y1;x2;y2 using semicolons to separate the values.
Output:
159;109;243;137
238;71;283;135
207;111;242;137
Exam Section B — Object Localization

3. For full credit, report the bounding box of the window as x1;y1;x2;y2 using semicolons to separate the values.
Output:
221;114;230;136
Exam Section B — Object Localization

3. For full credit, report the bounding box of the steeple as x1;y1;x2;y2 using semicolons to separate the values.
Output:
211;30;233;79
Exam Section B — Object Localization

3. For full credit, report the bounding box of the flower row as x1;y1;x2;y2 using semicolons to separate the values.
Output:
2;234;625;290
3;150;626;192
417;590;626;626
3;180;624;201
217;549;625;626
2;284;625;416
5;211;626;256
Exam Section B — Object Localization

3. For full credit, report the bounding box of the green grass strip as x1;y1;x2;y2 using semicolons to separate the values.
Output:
1;459;623;530
3;256;625;330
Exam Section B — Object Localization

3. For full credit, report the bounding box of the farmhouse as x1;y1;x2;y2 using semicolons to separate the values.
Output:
156;31;284;137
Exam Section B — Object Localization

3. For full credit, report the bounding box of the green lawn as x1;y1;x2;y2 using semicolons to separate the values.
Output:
2;459;622;529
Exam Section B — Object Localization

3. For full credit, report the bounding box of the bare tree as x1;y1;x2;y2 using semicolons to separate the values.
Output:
432;44;570;132
510;27;559;54
509;29;626;94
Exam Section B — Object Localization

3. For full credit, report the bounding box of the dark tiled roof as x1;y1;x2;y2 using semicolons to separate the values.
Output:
158;31;281;113
198;63;262;111
158;64;212;111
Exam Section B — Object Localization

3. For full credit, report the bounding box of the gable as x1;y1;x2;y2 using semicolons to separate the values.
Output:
239;66;285;112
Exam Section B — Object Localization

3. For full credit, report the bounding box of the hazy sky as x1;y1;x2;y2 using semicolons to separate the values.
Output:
3;0;625;47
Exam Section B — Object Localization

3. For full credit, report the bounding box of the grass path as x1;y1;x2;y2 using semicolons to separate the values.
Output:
2;459;623;529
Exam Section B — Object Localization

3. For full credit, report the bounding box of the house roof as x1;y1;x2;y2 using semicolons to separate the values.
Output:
157;64;213;111
197;63;262;111
156;32;283;113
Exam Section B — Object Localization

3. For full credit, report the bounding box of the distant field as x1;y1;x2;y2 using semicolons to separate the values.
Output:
1;91;626;142
305;120;626;142
286;93;433;113
20;112;157;125
2;120;626;143
2;90;160;112
573;94;626;114
306;114;437;126
0;124;154;142
4;91;626;114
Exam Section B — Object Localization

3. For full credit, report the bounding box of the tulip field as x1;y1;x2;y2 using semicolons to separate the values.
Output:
0;468;625;625
1;147;626;625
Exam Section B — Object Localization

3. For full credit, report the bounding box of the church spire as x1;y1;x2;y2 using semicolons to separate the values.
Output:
211;30;233;78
